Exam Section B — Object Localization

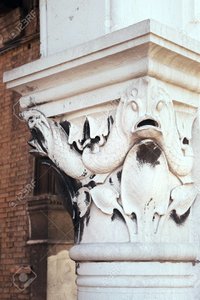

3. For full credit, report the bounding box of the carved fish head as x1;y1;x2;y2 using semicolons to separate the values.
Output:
21;109;52;156
133;116;162;140
122;80;174;141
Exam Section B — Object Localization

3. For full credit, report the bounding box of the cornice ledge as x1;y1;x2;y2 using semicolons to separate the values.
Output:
3;19;200;116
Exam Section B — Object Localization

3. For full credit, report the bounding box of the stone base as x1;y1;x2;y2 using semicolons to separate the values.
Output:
70;243;197;300
77;287;193;300
76;261;195;300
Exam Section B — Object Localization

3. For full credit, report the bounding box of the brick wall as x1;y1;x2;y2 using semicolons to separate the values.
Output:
0;38;40;299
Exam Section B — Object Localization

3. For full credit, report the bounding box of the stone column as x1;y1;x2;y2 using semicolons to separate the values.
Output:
4;19;200;299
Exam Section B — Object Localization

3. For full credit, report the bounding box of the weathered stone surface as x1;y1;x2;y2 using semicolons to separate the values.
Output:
4;19;200;300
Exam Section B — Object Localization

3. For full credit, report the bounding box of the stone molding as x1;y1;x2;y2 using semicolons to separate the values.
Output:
3;19;200;118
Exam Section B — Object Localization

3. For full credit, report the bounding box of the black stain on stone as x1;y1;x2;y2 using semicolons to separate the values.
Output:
83;118;90;141
147;198;153;207
85;181;96;189
110;115;114;124
72;141;82;154
136;141;161;167
170;208;191;225
73;202;82;243
90;136;100;145
131;212;136;220
82;169;88;177
111;209;126;223
84;191;90;205
85;211;90;226
108;115;114;132
73;188;92;243
60;120;71;136
182;137;189;145
104;116;114;142
117;171;122;182
82;136;100;151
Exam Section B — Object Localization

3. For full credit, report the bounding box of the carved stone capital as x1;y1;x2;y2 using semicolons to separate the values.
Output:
21;77;198;246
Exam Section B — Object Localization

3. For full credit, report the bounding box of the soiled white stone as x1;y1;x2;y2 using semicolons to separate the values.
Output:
3;18;200;300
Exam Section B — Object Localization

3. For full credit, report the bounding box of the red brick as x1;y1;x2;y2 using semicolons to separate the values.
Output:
0;17;39;300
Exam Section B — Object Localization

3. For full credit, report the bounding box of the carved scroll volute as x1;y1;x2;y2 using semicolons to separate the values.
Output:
22;76;198;244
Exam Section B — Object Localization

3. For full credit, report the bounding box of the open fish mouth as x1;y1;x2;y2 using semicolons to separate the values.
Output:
133;117;161;133
137;118;159;128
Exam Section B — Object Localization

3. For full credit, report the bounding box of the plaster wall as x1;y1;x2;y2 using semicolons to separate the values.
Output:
40;0;200;56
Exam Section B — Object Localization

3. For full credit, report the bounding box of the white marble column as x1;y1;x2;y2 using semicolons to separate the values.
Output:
4;19;200;300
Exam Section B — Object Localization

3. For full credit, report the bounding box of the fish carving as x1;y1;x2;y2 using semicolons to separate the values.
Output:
21;109;93;180
21;77;198;240
82;98;139;174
